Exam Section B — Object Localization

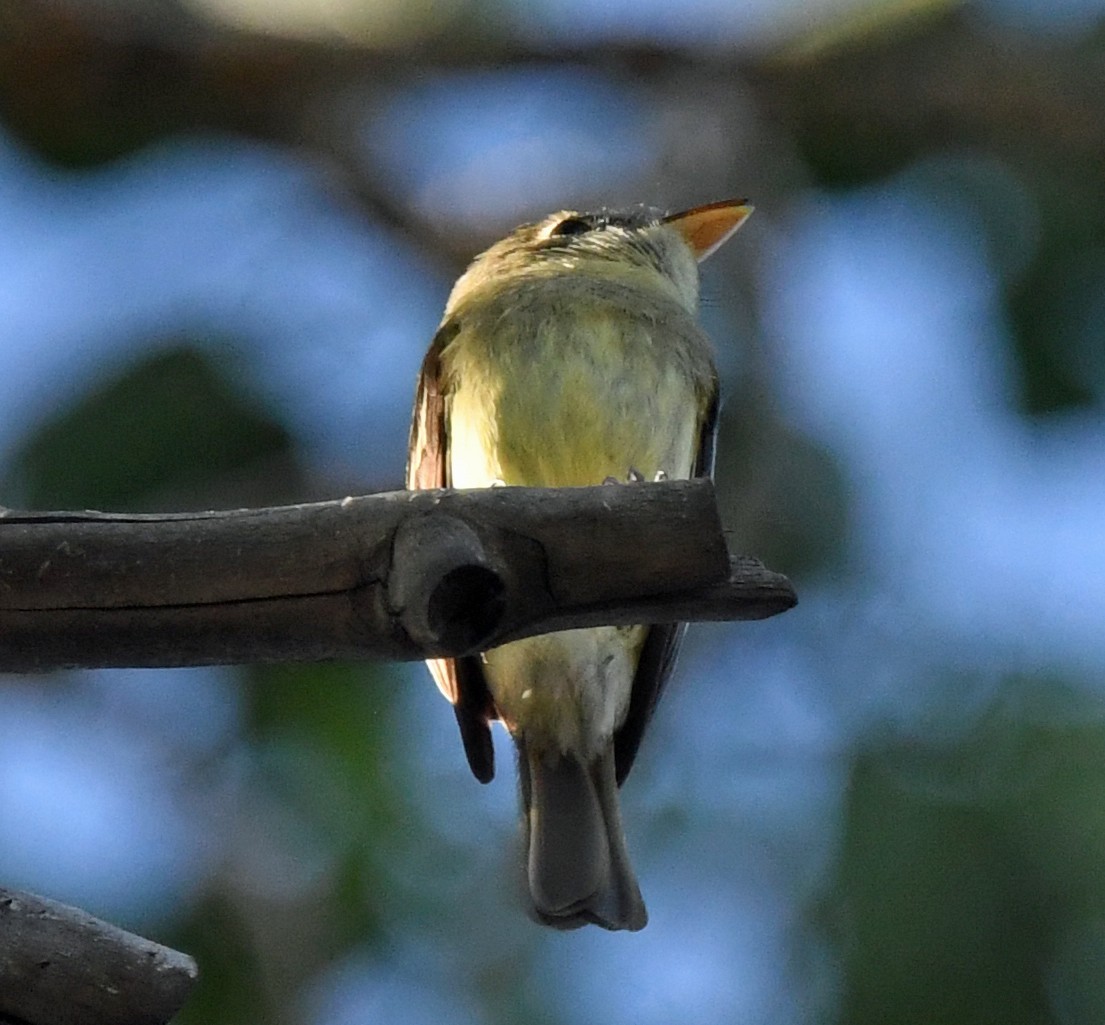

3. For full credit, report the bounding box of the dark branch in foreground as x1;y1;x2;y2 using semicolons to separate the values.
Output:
0;888;196;1025
0;481;795;673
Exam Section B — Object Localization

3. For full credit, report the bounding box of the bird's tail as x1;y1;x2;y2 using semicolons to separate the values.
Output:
518;740;647;931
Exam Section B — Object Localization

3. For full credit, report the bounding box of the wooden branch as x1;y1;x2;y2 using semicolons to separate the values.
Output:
0;482;796;672
0;888;196;1025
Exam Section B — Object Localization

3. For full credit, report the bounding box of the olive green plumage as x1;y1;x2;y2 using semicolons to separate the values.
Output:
408;201;750;930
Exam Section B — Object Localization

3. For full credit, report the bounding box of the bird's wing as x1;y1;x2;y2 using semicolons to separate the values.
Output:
407;320;497;784
613;383;719;786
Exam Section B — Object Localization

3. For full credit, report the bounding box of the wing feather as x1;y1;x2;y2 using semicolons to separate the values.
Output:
613;382;719;785
407;321;497;783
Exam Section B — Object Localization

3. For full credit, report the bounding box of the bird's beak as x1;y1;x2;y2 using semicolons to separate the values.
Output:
663;199;753;262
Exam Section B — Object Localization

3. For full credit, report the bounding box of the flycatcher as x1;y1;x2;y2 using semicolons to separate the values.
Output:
407;199;752;930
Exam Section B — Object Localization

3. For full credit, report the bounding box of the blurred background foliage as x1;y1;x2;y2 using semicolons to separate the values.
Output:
0;0;1103;1022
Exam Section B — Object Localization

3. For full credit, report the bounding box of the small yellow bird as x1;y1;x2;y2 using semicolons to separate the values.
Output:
407;199;752;930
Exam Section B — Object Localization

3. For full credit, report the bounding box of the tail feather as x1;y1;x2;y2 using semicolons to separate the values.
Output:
519;740;647;931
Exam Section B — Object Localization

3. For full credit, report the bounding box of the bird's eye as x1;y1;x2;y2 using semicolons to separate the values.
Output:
549;216;593;237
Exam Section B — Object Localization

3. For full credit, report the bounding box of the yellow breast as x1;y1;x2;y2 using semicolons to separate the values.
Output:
439;292;712;754
444;309;702;488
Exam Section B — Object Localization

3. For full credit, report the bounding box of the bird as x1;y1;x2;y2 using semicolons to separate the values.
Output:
406;199;752;930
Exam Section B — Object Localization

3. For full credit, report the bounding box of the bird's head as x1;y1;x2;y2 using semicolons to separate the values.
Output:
445;200;752;317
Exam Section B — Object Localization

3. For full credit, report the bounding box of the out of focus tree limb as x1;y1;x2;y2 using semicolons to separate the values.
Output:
2;3;1103;255
0;887;196;1025
0;481;796;673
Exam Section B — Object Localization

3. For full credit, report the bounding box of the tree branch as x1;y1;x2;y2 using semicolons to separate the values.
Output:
0;482;796;673
0;888;196;1025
